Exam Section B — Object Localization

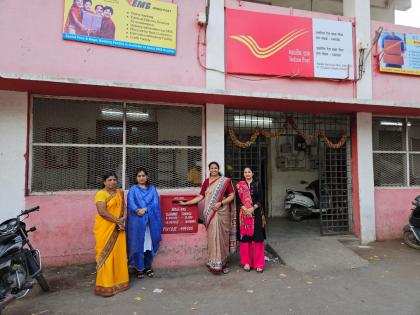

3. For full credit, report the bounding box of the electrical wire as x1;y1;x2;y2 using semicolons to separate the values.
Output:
196;26;301;81
196;27;351;82
197;1;355;84
357;26;383;81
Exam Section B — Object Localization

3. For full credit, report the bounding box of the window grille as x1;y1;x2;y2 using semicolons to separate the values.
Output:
373;117;420;187
31;97;203;192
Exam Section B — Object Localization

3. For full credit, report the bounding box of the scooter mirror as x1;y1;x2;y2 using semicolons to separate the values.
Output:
300;180;308;185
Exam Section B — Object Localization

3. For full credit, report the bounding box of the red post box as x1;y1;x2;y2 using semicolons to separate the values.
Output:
160;195;198;234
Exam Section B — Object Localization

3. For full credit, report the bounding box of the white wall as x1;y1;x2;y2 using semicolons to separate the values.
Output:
244;0;405;23
206;0;225;90
268;138;318;217
205;0;226;175
357;112;376;244
371;6;395;23
0;91;27;220
343;0;373;100
205;105;225;175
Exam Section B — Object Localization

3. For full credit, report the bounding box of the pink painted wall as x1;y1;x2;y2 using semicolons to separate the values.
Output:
0;0;206;88
374;189;420;240
25;194;207;268
371;21;420;103
224;0;355;99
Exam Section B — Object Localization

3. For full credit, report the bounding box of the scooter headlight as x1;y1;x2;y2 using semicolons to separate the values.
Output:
0;224;8;233
8;219;18;228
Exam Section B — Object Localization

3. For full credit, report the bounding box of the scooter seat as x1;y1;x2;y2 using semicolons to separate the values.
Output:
295;191;315;200
409;215;420;227
412;226;420;239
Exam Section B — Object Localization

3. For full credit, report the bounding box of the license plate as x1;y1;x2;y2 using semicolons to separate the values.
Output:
285;204;291;209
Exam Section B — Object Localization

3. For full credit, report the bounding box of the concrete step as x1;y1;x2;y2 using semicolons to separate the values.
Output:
268;237;369;273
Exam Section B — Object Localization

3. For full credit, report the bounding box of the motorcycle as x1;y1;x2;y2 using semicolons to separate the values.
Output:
284;179;331;222
402;196;420;249
0;206;49;313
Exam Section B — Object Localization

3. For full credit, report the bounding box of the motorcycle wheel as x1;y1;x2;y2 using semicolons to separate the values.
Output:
287;206;304;222
403;231;420;250
35;274;50;292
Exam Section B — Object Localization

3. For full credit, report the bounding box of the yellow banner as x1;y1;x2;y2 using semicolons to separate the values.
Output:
405;39;420;46
63;0;177;55
380;67;420;76
379;32;420;76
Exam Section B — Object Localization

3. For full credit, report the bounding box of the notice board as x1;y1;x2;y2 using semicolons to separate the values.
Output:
160;195;198;234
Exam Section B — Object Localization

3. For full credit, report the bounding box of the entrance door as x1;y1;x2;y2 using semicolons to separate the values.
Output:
225;109;352;236
224;111;269;213
318;138;353;235
225;132;268;209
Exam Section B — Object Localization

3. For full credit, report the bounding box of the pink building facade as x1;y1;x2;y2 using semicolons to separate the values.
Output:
1;0;420;267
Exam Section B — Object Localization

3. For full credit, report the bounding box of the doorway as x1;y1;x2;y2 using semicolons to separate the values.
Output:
225;109;352;236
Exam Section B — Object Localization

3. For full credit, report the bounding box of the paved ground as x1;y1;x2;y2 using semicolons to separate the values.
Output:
267;218;368;272
3;239;420;315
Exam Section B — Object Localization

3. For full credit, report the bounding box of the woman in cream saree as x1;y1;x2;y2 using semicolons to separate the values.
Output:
180;162;237;273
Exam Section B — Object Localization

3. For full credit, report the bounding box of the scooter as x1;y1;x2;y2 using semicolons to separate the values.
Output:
284;180;331;222
402;196;420;250
0;206;49;313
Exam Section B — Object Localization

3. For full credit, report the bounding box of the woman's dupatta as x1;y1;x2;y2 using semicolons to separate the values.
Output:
236;180;254;238
96;191;124;272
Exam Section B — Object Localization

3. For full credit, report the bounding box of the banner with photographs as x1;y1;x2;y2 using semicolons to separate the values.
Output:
62;0;177;55
379;31;420;76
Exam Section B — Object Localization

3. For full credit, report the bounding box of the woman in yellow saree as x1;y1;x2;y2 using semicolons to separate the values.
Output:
94;172;129;297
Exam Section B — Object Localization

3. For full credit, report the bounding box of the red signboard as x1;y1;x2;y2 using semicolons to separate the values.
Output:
226;9;355;80
160;195;198;234
226;8;314;77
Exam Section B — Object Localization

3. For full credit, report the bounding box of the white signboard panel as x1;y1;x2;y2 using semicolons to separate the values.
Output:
313;19;354;79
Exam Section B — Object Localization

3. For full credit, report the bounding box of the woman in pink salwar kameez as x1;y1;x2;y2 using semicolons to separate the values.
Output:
236;167;266;273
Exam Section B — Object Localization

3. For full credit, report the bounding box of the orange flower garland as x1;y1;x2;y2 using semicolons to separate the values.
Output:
227;117;347;150
227;127;285;149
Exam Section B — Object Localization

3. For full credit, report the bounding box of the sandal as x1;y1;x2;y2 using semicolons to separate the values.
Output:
136;270;145;279
256;268;264;273
243;264;251;272
145;268;154;278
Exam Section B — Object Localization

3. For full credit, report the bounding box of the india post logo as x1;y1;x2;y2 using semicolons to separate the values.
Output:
230;29;309;59
226;9;314;77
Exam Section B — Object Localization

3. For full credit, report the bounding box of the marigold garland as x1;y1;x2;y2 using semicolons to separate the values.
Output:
227;127;285;149
227;117;347;150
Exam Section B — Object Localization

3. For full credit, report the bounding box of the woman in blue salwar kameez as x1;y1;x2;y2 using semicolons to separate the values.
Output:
127;168;162;278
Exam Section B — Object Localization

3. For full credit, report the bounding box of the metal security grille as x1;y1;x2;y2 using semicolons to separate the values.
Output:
225;110;271;214
31;97;203;192
319;138;353;235
225;109;352;235
373;117;420;187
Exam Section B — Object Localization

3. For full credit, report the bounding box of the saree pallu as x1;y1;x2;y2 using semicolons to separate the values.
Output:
94;190;129;297
236;180;254;238
204;177;237;272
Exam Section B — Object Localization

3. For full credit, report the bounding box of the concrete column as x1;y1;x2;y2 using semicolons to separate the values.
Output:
205;0;225;90
343;0;373;99
356;112;376;244
205;105;225;176
0;91;28;221
205;0;225;175
371;6;395;23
